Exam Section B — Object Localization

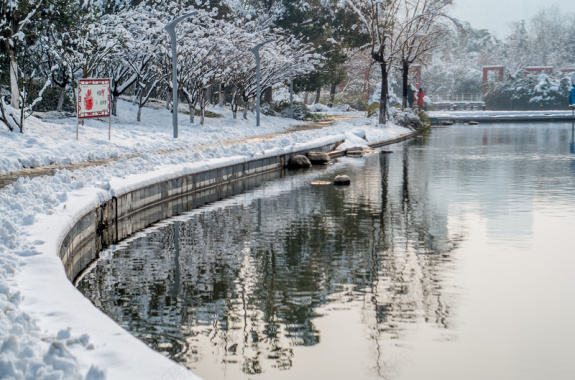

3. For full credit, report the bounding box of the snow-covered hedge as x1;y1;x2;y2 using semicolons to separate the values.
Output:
485;73;572;110
391;108;430;130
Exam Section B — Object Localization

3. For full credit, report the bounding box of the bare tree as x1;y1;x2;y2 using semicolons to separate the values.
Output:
339;0;457;121
339;0;402;124
394;0;457;108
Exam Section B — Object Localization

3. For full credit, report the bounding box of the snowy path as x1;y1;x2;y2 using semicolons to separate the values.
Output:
0;116;337;189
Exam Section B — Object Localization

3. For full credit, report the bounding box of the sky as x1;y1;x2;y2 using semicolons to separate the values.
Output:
449;0;571;38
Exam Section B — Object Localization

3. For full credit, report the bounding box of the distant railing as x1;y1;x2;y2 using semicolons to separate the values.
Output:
431;93;483;103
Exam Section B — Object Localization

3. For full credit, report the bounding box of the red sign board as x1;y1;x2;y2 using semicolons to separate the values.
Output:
77;79;111;119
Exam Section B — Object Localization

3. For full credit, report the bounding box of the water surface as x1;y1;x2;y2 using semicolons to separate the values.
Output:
78;123;575;380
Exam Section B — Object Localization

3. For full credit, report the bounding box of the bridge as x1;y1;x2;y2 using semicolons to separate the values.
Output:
429;110;575;125
430;93;485;111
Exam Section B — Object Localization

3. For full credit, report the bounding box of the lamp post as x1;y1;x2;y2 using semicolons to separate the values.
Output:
251;39;273;127
164;12;197;138
290;78;294;119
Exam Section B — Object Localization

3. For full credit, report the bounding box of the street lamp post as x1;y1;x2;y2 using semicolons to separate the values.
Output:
251;39;273;127
290;78;294;119
164;12;197;138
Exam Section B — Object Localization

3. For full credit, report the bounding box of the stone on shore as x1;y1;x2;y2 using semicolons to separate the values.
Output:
334;175;351;186
307;151;331;165
287;155;312;168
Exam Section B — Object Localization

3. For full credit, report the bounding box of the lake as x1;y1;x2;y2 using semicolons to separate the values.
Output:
77;122;575;380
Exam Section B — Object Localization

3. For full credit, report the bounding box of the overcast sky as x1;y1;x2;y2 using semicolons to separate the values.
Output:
449;0;571;38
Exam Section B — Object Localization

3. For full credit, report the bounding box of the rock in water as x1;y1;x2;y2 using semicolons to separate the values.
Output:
287;155;312;168
334;175;351;186
307;151;331;165
346;147;364;157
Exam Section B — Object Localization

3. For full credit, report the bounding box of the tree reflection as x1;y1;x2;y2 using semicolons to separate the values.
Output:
77;139;464;377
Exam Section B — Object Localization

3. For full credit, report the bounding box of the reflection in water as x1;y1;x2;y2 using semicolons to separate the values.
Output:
78;123;575;380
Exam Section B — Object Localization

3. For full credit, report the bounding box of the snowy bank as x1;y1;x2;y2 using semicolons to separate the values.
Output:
0;102;410;380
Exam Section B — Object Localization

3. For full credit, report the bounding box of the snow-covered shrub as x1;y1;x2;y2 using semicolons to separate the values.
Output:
393;108;430;130
366;102;379;118
261;100;309;120
530;75;572;108
308;103;330;113
485;73;571;110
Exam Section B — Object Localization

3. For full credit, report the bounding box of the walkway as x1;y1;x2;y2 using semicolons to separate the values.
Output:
0;117;358;190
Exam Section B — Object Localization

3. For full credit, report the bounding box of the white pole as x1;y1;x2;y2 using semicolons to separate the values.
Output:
290;79;294;119
251;39;273;127
164;12;197;139
76;86;79;140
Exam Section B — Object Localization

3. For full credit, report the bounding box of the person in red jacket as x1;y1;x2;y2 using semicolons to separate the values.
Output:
417;88;425;109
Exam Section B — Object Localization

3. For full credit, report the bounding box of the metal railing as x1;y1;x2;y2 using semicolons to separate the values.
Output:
431;93;483;103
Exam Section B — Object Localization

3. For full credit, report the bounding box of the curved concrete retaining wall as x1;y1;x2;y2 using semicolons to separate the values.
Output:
61;131;419;283
60;143;342;283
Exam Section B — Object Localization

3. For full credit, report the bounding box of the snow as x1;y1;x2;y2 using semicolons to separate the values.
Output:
336;128;370;150
308;103;361;115
0;100;410;380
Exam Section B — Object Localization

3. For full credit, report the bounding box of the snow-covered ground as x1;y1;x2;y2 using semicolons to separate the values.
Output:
0;101;410;380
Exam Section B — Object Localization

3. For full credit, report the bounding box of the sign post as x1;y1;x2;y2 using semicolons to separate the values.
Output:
77;79;112;140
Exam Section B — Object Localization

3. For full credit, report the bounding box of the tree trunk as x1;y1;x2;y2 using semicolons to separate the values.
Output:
205;86;211;107
137;103;143;122
314;87;321;104
328;83;336;107
184;92;196;123
201;88;207;126
379;63;388;125
72;79;78;116
112;96;118;116
243;98;249;120
219;83;225;107
57;86;66;112
264;87;272;103
8;45;19;109
401;60;409;108
231;88;238;119
304;91;309;105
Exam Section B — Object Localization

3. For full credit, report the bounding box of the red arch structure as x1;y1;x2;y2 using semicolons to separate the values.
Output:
482;66;504;95
523;66;553;75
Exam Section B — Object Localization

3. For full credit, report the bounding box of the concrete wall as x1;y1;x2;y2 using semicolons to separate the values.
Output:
60;144;341;283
